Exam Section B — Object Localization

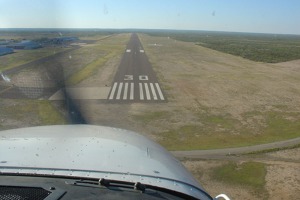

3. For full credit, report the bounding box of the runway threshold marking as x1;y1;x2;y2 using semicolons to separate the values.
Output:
155;83;165;101
107;82;165;102
139;83;144;100
130;83;134;100
150;83;158;100
109;82;118;100
123;82;128;100
116;82;123;100
144;83;151;100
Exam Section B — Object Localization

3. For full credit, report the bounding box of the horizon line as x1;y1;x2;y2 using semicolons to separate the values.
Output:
0;28;299;36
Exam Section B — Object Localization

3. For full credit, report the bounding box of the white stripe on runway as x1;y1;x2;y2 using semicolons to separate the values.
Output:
139;83;144;100
123;82;128;100
109;82;118;100
150;83;158;100
155;83;165;100
116;82;123;100
130;83;134;100
144;83;151;100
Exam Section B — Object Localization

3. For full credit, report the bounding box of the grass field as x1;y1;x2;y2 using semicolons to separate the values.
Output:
0;29;111;40
146;31;300;63
0;47;68;72
158;110;300;151
65;44;124;86
0;99;67;130
136;33;300;150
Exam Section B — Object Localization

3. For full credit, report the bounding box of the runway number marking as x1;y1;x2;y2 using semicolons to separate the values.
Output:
139;75;148;81
124;75;133;81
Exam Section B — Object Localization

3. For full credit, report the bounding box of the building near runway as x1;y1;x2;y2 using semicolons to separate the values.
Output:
6;40;42;50
50;37;78;44
0;47;14;56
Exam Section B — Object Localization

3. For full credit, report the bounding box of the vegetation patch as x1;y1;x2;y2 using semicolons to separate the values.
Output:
65;51;115;85
0;99;67;129
37;100;67;125
65;40;126;86
211;162;267;196
132;111;170;124
0;47;68;71
146;31;300;63
158;110;300;150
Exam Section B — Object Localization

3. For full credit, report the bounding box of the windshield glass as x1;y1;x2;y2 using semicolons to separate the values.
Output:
1;0;300;199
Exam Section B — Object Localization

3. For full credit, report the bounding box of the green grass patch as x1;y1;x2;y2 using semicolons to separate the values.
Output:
65;52;115;85
0;47;68;71
265;112;300;137
65;39;126;86
146;31;300;63
37;100;67;125
132;111;170;124
185;33;300;63
211;162;267;196
158;111;300;150
0;99;67;129
204;115;237;130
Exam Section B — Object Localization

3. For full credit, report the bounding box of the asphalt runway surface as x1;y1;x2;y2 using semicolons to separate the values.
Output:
107;33;166;103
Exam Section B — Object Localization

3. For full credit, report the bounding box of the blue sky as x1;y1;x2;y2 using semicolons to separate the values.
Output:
0;0;300;34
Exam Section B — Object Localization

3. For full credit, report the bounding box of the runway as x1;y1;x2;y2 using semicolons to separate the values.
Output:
107;33;166;103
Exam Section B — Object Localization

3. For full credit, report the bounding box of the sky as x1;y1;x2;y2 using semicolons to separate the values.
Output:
0;0;300;34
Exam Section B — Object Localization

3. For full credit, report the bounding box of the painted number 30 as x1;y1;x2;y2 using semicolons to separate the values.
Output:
124;75;149;81
124;75;133;80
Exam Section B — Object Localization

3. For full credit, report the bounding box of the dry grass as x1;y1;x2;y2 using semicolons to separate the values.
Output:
137;34;300;149
182;147;300;199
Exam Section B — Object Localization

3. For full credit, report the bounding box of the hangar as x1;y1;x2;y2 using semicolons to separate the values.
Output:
50;37;78;44
0;47;14;56
6;40;42;50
